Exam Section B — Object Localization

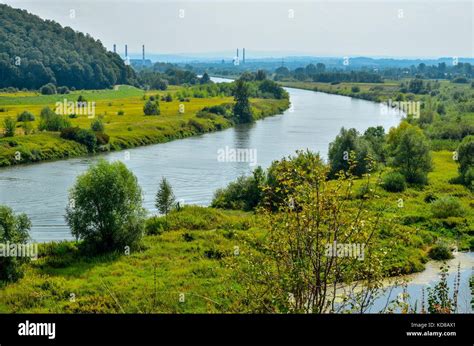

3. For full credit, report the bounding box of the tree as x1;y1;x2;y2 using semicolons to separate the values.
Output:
387;122;432;184
0;205;31;282
328;127;373;178
456;135;474;189
3;117;16;137
65;160;146;253
143;99;160;116
90;119;105;132
200;72;211;84
363;126;386;162
40;83;57;95
233;79;253;123
155;177;176;216
233;150;388;313
255;70;267;81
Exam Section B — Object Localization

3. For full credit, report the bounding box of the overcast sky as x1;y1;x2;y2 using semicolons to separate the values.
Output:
2;0;473;58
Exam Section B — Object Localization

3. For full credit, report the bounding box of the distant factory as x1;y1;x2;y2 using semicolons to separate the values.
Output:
113;44;152;68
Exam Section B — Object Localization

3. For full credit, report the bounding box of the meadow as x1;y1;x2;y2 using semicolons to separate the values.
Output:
0;85;289;166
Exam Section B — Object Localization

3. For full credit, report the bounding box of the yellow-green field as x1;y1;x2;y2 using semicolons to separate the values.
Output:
0;85;289;166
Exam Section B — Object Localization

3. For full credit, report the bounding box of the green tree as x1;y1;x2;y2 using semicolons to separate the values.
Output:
65;160;146;253
39;83;56;95
200;72;211;84
90;119;105;132
233;150;388;313
143;99;160;116
233;79;253;123
0;205;31;282
328;127;373;178
256;70;267;81
456;135;474;189
155;177;176;216
387;122;432;184
3;117;16;137
38;107;70;131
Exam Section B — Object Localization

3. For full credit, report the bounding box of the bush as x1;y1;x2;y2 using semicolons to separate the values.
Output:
57;86;70;94
95;132;110;145
382;172;406;192
143;99;160;115
3;117;16;137
428;243;454;260
90;119;105;132
431;196;465;218
60;127;97;152
17;111;35;122
0;205;32;282
65;160;146;253
351;86;360;93
38;107;71;131
40;83;56;95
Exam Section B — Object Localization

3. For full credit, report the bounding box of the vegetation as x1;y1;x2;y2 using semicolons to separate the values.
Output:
0;205;31;282
65;160;146;253
0;4;137;90
232;79;253;123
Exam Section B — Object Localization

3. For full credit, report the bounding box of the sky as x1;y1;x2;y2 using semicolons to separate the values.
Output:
1;0;473;58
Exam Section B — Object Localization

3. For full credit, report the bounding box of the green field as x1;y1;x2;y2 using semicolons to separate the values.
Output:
0;85;289;166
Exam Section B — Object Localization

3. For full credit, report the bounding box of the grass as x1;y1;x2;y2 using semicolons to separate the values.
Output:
0;150;471;313
0;85;289;166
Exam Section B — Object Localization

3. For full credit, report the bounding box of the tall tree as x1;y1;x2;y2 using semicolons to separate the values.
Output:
233;79;253;123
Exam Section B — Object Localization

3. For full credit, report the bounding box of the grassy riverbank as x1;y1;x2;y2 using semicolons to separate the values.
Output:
0;85;289;167
0;150;471;313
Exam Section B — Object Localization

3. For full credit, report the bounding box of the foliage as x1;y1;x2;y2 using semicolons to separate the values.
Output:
40;83;56;95
155;177;176;216
212;167;265;211
0;205;32;282
0;4;136;90
428;243;453;260
430;196;465;218
65;160;146;253
90;119;105;132
328;127;373;177
382;171;406;192
17;111;35;122
38;107;71;131
3;117;16;137
143;99;160;116
233;80;253;123
456;135;474;189
387;122;432;185
427;264;458;313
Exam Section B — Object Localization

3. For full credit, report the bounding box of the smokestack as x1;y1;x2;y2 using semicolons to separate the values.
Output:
142;45;145;62
243;48;245;64
113;44;116;53
125;44;128;58
236;48;239;59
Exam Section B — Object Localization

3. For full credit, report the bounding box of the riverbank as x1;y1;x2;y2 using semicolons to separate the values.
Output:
0;85;289;167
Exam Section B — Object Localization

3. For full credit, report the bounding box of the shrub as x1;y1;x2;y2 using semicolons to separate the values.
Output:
456;136;474;189
95;132;110;145
143;100;160;115
351;86;360;93
90;119;105;132
17;111;35;122
38;107;71;131
57;86;70;94
382;172;406;192
65;160;146;253
40;83;56;95
431;196;465;218
60;127;97;152
3;117;16;137
0;205;32;282
428;243;454;260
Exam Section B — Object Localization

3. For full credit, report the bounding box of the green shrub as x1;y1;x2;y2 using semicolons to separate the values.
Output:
3;117;16;137
60;127;97;152
428;243;454;260
90;119;105;132
95;132;110;145
17;111;35;122
38;107;70;131
57;86;70;94
143;99;160;115
431;196;465;218
382;172;406;192
40;83;56;95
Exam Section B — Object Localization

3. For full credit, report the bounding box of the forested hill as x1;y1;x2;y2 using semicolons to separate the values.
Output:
0;4;137;90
